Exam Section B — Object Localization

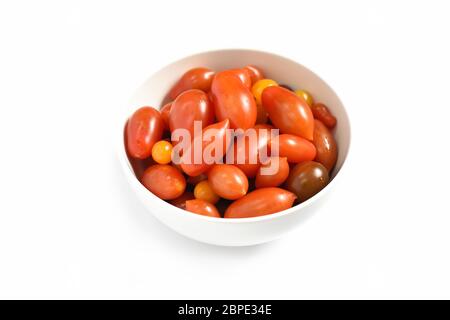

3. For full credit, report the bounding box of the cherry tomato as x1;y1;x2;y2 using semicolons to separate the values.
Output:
169;89;214;141
244;65;264;85
170;191;195;209
168;67;215;100
141;164;186;200
185;199;221;218
211;72;257;130
160;102;172;131
126;106;164;159
151;140;173;164
285;161;329;202
270;134;316;163
208;164;249;200
251;79;278;105
262;86;315;140
295;89;314;107
311;103;337;129
180;119;231;177
224;188;296;218
222;68;252;88
194;180;220;204
313;120;337;172
255;157;289;188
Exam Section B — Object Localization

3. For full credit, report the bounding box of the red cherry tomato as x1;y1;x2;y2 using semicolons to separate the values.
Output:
126;106;164;159
244;65;264;85
169;89;214;141
170;191;195;209
270;134;316;163
255;157;290;188
313;120;337;172
211;72;257;130
227;124;274;178
222;68;252;88
262;86;315;140
185;199;221;218
141;164;186;200
224;188;296;218
180;119;231;177
160;102;172;131
168;67;215;100
311;103;337;129
208;164;249;200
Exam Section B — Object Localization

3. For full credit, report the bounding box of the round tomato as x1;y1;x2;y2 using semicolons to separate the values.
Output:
285;161;329;202
262;86;314;140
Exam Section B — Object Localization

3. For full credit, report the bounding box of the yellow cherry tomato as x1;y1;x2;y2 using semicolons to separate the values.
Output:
294;89;314;107
151;140;173;164
251;79;278;105
194;180;220;204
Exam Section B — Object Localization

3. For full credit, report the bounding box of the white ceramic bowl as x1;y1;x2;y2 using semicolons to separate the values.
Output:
118;49;351;246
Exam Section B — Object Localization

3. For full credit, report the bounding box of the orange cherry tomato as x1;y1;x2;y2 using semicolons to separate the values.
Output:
170;191;195;209
255;157;289;188
262;86;315;140
151;140;173;164
180;119;231;177
208;164;249;200
224;188;296;218
244;65;264;85
185;199;221;218
126;106;164;159
194;180;220;204
222;68;252;88
169;89;214;140
251;79;278;106
160;102;172;131
211;72;257;130
311;103;337;129
313;120;337;172
141;164;186;200
168;67;215;100
294;89;314;107
270;134;316;163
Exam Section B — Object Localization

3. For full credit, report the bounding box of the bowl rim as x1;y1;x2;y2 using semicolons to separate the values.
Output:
118;48;352;224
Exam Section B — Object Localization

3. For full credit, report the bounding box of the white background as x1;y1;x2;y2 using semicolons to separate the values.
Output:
1;0;449;299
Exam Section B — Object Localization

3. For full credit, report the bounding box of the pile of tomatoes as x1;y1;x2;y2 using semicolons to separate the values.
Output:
125;65;338;218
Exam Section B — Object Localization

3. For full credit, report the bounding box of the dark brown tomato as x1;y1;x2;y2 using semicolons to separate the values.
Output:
285;161;329;202
313;120;337;172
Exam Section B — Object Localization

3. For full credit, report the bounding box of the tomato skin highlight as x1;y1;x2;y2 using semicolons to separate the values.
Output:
222;68;252;88
141;164;186;200
311;103;337;129
168;67;215;100
262;86;315;140
126;106;164;159
169;89;214;139
224;188;296;218
208;164;249;200
255;157;290;188
313;120;337;172
211;72;257;130
270;134;316;163
185;199;221;218
285;161;329;202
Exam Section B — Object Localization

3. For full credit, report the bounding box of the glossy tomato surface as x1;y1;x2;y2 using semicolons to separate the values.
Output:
244;65;264;85
211;72;256;130
270;134;316;163
208;164;249;200
141;164;186;200
313;120;337;172
311;103;337;129
185;199;221;217
222;68;252;88
224;188;296;218
160;102;172;131
262;86;314;140
255;157;290;188
126;106;164;159
168;67;215;100
285;161;329;202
